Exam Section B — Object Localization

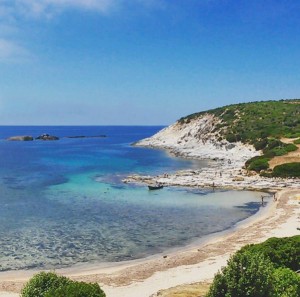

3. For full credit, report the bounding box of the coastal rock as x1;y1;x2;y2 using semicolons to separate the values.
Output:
7;135;34;141
135;114;259;166
36;134;59;141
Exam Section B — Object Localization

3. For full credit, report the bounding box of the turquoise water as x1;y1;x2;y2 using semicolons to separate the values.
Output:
0;126;264;271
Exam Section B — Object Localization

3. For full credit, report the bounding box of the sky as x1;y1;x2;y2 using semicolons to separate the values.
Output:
0;0;300;125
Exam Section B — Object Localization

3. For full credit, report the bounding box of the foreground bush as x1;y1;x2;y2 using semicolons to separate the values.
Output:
272;268;300;297
206;251;274;297
45;281;106;297
239;236;300;270
21;272;106;297
206;236;300;297
21;272;71;297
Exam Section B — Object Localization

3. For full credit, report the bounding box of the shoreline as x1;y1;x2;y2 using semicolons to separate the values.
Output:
0;122;299;296
0;188;299;297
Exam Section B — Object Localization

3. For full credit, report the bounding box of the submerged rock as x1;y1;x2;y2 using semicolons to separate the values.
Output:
36;134;59;141
7;135;34;141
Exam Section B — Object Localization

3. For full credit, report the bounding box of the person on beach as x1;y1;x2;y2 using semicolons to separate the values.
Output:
261;195;264;206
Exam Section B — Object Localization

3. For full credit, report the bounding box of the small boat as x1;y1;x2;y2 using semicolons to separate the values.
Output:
148;184;164;190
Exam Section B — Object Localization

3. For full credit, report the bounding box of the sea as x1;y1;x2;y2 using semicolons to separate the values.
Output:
0;126;265;271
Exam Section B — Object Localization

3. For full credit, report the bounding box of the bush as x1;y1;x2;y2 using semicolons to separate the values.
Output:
45;281;106;297
285;143;298;152
272;163;300;178
253;139;268;150
293;138;300;144
248;157;269;172
206;251;275;297
21;272;106;297
285;132;300;138
272;268;300;297
238;236;300;271
207;236;300;297
226;134;236;143
21;272;71;297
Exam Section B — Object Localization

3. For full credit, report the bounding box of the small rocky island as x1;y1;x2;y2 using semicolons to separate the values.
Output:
6;133;107;141
36;134;59;141
7;136;34;141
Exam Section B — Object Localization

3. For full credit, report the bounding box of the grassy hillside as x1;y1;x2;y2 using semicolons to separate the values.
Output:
179;99;300;176
180;99;300;142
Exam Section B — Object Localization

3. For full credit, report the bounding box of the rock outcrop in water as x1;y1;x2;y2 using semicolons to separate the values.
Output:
7;135;34;141
36;134;59;141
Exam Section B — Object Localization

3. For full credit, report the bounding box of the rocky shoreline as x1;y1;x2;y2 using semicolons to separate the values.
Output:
124;115;300;190
123;167;300;191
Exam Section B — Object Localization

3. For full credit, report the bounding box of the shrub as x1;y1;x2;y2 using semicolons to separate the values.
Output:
248;158;269;172
293;138;300;144
206;251;275;297
21;272;106;297
21;272;71;297
207;236;300;297
225;134;236;143
272;163;300;178
285;143;298;152
238;236;300;271
253;138;268;150
45;281;106;297
285;132;300;138
272;268;300;297
265;139;283;150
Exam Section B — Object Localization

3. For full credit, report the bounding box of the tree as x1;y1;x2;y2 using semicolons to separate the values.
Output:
206;251;274;297
21;272;106;297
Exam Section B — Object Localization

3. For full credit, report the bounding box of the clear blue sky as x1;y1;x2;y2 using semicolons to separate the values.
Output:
0;0;300;125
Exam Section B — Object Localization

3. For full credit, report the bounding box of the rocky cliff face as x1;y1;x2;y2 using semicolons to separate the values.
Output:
136;114;258;166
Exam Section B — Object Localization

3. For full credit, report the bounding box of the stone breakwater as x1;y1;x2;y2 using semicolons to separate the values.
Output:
128;115;300;190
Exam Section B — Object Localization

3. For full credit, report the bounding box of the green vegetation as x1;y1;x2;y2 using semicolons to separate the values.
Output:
272;163;300;178
272;268;300;297
294;138;300;144
245;139;298;173
238;236;300;270
246;156;270;172
179;100;300;176
206;236;300;297
206;251;275;297
21;272;106;297
45;282;106;297
180;100;300;143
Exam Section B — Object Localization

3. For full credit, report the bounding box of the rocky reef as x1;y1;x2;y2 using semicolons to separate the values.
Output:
35;134;59;140
7;135;34;141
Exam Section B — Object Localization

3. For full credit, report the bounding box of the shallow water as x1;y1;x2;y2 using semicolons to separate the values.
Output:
0;126;266;271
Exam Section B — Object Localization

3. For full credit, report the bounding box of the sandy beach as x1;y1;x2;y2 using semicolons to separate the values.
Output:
0;188;299;297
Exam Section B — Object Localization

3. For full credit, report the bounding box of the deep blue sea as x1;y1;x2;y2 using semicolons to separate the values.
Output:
0;126;264;271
